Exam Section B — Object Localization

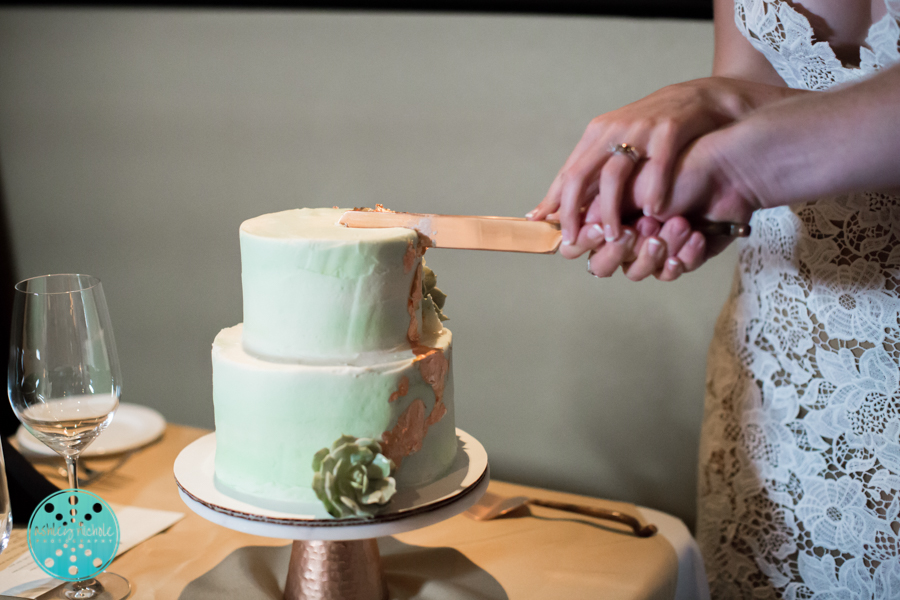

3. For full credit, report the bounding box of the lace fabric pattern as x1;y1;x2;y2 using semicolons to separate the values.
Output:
697;1;900;598
733;0;900;90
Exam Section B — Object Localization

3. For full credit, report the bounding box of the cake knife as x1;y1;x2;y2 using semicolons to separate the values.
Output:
338;210;750;254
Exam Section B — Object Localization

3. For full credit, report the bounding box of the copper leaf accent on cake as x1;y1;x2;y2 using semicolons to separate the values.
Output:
380;345;450;467
389;377;409;403
406;262;424;343
403;234;429;274
380;399;428;468
414;345;450;427
311;435;397;519
403;240;417;273
351;204;395;213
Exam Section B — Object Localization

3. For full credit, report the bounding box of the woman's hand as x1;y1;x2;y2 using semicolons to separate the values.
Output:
561;212;707;281
581;126;763;281
582;216;709;281
529;77;799;257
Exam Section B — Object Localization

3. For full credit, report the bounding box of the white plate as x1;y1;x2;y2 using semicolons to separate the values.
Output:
16;402;167;457
175;428;489;540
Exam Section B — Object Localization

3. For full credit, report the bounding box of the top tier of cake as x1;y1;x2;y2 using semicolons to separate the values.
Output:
240;208;424;361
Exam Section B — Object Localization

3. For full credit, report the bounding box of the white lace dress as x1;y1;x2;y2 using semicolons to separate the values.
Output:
696;1;900;598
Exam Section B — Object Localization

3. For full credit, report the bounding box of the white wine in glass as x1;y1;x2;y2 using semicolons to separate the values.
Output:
19;394;117;457
8;274;130;600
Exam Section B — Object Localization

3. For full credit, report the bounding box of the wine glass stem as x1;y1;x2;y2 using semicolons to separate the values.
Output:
65;455;79;489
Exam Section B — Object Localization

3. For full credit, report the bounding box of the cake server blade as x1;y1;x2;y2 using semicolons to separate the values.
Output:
339;210;751;254
339;210;562;254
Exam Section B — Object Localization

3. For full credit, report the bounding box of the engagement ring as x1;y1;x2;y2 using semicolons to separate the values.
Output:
609;142;642;163
587;250;600;278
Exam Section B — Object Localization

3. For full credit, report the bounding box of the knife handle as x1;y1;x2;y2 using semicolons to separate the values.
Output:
571;219;750;240
693;220;751;238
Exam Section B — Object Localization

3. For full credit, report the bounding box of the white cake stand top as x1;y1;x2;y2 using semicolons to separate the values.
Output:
175;428;489;541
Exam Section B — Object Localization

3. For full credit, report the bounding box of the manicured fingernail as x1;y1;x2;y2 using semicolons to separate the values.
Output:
604;224;618;243
666;257;683;277
525;211;535;219
562;238;572;246
587;223;604;242
648;238;664;258
616;229;634;247
643;206;654;217
689;233;705;248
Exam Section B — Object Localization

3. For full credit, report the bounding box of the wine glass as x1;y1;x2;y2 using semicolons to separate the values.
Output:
8;274;130;599
0;443;10;555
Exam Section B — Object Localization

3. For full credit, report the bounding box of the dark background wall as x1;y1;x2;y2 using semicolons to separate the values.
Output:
19;0;713;19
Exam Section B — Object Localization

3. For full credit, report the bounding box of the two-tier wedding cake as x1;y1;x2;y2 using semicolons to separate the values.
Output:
211;207;456;518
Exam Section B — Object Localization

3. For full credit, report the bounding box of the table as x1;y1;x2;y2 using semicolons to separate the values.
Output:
80;425;708;599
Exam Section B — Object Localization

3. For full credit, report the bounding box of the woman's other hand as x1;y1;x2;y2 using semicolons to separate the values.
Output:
528;77;795;254
581;215;709;281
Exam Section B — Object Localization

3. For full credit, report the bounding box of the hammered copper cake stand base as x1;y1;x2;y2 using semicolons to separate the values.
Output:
174;430;489;600
284;539;387;600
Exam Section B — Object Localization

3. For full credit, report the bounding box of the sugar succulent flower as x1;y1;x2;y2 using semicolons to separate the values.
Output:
312;435;397;519
421;260;449;334
422;261;448;322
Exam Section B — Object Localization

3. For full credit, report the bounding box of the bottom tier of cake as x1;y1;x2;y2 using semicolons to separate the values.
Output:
211;324;456;511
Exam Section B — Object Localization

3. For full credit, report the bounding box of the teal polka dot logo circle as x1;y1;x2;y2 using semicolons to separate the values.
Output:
27;489;120;581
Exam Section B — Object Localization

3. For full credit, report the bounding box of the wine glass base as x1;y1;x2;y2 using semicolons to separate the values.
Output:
37;573;131;600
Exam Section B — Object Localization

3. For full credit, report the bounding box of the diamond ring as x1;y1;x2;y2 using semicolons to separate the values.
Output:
586;250;599;278
608;142;642;164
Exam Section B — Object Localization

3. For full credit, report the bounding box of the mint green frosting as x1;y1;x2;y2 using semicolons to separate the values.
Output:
213;208;457;517
212;324;456;507
312;435;397;518
240;208;423;360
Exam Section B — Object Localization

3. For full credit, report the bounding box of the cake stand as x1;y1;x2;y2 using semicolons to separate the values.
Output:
175;429;489;600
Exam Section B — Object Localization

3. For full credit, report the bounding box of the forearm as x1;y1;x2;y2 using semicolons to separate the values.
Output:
684;76;804;120
718;63;900;209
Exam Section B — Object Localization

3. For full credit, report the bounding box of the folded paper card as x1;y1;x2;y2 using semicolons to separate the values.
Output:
0;504;183;598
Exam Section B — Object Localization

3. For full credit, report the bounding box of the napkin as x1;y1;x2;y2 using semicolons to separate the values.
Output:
1;438;59;525
179;537;508;600
0;504;184;598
